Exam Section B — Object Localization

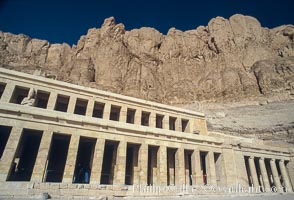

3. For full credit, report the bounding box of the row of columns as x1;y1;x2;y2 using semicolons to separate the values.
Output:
248;156;293;192
0;84;194;133
0;127;216;186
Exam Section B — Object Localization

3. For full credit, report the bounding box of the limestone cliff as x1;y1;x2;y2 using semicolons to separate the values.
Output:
1;14;294;142
1;14;293;104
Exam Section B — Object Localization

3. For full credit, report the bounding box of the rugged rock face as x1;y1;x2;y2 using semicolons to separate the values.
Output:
1;14;294;143
0;14;293;105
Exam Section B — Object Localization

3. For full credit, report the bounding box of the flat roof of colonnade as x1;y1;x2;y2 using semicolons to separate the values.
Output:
0;67;205;118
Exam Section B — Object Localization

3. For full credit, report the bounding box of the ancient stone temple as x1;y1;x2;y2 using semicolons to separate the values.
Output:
0;68;293;198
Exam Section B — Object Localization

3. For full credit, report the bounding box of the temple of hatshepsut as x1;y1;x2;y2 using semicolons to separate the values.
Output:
0;68;293;198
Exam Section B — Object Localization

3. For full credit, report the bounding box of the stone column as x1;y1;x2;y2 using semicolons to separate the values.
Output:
175;117;182;132
119;106;127;123
90;138;105;184
168;150;175;185
175;148;185;185
132;146;139;185
279;160;293;192
191;149;203;185
31;131;53;182
207;151;217;185
63;134;80;183
186;118;194;133
249;156;259;188
0;83;15;102
67;96;77;113
162;115;169;130
259;158;271;192
150;147;158;184
113;141;127;185
86;99;95;117
46;92;57;110
0;127;22;181
103;103;111;120
138;143;148;185
149;112;156;128
270;159;283;192
158;145;167;185
134;109;142;125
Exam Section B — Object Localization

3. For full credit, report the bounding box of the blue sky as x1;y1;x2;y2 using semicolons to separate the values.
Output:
0;0;293;45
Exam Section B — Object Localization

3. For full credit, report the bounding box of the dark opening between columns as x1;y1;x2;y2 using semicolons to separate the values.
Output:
45;133;70;183
156;114;164;128
100;141;118;184
167;148;176;186
54;94;70;112
185;150;193;185
92;102;104;118
125;143;139;185
254;157;263;192
10;86;29;104
148;145;159;185
244;156;253;187
7;129;42;182
265;158;274;187
73;136;96;184
141;111;150;126
0;82;6;99
200;151;208;185
169;117;176;131
110;105;121;121
0;125;12;159
126;109;135;124
35;90;50;109
74;98;88;115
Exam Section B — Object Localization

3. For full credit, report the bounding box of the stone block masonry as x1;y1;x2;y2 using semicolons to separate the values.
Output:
0;68;293;198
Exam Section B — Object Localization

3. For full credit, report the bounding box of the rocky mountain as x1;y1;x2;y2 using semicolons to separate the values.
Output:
0;14;293;143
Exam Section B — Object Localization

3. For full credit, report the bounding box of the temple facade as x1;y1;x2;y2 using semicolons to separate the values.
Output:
0;68;293;198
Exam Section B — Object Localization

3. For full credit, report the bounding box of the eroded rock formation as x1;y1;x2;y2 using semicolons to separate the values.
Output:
1;14;293;105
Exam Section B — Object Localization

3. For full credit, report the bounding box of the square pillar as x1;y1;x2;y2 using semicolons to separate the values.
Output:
62;134;80;183
175;148;185;185
207;151;217;185
249;156;259;188
103;103;111;120
151;147;158;184
31;131;53;182
46;92;58;110
158;145;167;185
287;154;294;190
186;118;194;133
162;115;169;130
90;138;105;184
167;149;175;185
134;109;142;125
175;117;182;132
191;149;203;185
149;112;156;128
279;160;293;192
86;99;95;117
0;83;15;102
0;127;22;181
138;143;148;185
113;141;127;185
270;159;283;192
119;105;127;123
67;96;77;113
259;158;271;192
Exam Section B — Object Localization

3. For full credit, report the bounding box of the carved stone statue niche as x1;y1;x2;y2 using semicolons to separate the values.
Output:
21;88;36;106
